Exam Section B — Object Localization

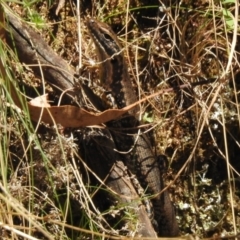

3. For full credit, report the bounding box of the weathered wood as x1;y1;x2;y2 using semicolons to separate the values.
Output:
5;11;77;104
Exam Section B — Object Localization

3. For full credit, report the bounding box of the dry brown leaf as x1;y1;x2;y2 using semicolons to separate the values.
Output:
27;90;167;127
28;96;136;127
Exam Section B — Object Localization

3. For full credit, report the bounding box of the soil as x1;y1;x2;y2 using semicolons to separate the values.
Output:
3;0;240;239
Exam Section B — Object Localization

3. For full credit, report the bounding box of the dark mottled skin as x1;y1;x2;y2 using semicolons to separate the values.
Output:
87;19;179;236
81;129;157;237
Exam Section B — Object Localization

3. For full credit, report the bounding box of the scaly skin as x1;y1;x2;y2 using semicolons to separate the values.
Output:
87;19;179;236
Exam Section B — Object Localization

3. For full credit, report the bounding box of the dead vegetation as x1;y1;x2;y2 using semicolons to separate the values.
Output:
0;0;240;239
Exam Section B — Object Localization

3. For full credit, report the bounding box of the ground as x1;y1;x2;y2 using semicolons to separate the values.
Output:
1;0;240;239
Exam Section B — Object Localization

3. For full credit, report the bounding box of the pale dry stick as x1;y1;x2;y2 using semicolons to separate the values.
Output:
193;46;225;134
192;86;232;228
58;87;76;106
125;0;130;43
231;55;240;134
179;13;196;56
159;1;183;63
21;63;75;82
73;148;146;202
221;95;237;235
211;0;221;63
133;37;178;124
76;127;158;236
149;4;168;56
124;0;145;122
55;136;75;238
202;43;227;62
0;129;19;239
21;132;71;239
70;153;112;232
129;11;157;123
0;222;39;240
160;0;239;223
76;0;82;71
0;183;55;239
157;81;227;197
42;218;187;240
212;114;240;159
199;42;239;167
55;0;65;16
220;0;239;235
201;100;240;181
219;6;240;234
134;36;143;121
139;102;198;138
70;147;122;234
220;95;236;174
124;0;132;93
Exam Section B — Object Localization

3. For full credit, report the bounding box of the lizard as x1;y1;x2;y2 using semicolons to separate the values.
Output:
86;18;179;237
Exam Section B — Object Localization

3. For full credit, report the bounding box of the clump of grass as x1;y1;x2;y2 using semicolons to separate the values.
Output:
146;0;240;237
1;0;240;239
